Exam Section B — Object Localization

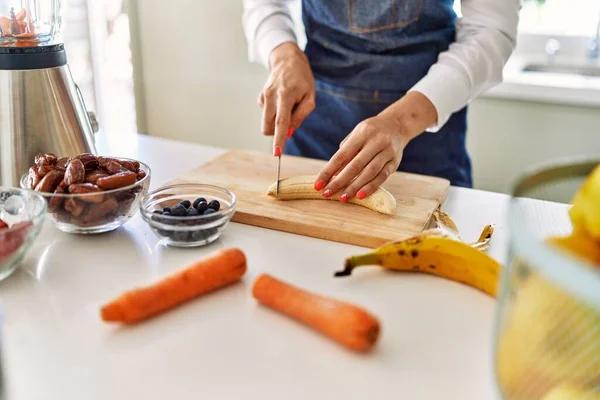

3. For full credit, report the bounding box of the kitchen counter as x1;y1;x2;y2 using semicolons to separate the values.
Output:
0;133;538;400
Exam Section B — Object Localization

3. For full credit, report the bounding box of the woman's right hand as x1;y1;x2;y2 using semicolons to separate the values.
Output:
259;42;316;157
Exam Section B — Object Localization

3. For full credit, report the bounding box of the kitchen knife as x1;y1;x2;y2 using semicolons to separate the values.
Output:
276;154;281;198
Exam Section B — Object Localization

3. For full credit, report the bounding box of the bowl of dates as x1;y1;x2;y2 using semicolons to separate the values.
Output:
140;183;236;247
1;187;47;281
20;152;151;234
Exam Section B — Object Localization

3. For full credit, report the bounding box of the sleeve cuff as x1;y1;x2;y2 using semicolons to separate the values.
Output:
408;64;472;132
255;29;297;68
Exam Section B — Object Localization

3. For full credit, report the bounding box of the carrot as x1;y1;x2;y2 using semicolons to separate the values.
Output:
252;274;381;352
101;247;247;324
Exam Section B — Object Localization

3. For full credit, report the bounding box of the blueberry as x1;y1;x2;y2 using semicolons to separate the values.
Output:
190;230;205;242
171;231;190;242
157;229;171;237
196;201;208;213
162;211;172;217
153;210;162;215
162;207;171;213
186;208;199;217
203;208;217;216
179;200;191;209
193;197;207;209
171;204;187;216
208;200;220;211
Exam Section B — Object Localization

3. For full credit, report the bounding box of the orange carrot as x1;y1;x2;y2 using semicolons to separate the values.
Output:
101;247;247;324
252;274;381;352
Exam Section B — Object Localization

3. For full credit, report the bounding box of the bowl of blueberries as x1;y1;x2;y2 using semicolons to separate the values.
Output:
139;183;237;247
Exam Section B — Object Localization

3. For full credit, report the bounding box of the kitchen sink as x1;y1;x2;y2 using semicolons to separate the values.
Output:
522;63;600;77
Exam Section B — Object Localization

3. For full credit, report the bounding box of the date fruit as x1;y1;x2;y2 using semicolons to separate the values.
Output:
27;167;41;189
34;153;57;167
84;197;118;222
64;159;86;186
25;152;148;230
85;170;109;184
48;186;65;212
96;171;137;190
37;165;55;177
64;197;85;217
73;153;99;171
67;183;105;203
55;157;70;172
34;170;64;193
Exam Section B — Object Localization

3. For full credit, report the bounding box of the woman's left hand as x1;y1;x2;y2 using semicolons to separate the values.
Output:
313;114;409;202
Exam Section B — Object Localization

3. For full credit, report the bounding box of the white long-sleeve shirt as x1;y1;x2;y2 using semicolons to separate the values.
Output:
242;0;520;131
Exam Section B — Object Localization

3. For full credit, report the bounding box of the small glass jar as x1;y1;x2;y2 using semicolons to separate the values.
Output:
0;0;62;46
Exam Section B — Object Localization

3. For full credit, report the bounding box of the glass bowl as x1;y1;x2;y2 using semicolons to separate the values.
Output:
493;157;600;400
0;187;47;281
140;183;237;247
20;158;151;234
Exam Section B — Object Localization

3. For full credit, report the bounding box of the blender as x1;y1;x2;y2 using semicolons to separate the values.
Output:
0;0;98;187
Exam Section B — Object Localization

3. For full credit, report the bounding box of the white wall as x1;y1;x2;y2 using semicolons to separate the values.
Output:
129;0;271;152
467;98;600;193
129;0;600;195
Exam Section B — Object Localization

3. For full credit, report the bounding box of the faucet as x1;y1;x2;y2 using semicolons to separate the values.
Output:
588;13;600;61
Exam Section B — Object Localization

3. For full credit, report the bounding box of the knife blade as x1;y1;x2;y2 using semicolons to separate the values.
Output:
276;155;281;198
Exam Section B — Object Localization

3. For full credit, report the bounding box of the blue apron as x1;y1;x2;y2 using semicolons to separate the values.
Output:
284;0;473;188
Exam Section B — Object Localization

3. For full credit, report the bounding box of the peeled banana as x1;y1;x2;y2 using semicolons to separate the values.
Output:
266;175;397;215
334;225;502;297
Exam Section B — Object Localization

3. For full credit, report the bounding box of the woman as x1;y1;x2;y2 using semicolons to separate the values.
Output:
243;0;519;201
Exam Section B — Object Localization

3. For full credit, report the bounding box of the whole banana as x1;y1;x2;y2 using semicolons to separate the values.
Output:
334;226;501;297
266;175;397;215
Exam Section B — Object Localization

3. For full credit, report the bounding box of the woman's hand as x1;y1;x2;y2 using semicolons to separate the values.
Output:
314;91;438;201
260;42;316;156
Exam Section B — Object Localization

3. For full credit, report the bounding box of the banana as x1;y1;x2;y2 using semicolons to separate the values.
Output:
266;175;397;215
334;226;502;297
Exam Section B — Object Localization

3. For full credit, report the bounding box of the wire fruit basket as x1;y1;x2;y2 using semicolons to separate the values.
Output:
493;157;600;400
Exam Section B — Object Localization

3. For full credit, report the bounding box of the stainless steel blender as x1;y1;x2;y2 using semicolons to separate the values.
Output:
0;0;98;187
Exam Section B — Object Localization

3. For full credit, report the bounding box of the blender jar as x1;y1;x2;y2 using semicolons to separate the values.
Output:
0;0;62;46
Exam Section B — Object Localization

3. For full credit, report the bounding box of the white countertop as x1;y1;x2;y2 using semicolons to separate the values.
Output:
0;133;529;400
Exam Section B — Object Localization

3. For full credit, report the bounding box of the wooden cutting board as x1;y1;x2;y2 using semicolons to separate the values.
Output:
170;149;450;248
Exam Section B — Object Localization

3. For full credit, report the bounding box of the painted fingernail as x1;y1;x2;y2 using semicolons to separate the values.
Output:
274;146;281;157
314;180;324;191
287;127;295;138
323;190;332;198
357;191;366;200
339;194;348;203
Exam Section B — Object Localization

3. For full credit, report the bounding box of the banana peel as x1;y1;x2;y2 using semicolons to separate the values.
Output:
335;207;501;297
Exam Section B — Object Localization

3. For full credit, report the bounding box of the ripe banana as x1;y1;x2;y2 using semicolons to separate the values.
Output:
334;225;501;297
266;175;397;215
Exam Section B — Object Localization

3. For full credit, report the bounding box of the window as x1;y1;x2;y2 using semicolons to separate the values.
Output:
61;0;137;140
454;0;600;38
518;0;600;37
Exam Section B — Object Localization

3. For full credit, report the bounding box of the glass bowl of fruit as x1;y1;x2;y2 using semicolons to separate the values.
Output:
140;183;237;247
20;152;151;234
0;187;47;281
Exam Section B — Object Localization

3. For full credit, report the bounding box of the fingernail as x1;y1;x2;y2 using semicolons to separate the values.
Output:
314;180;324;191
287;127;295;138
323;190;332;198
357;191;366;200
274;146;281;157
339;194;348;203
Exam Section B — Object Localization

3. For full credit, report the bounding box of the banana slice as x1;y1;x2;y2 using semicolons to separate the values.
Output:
266;175;397;215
